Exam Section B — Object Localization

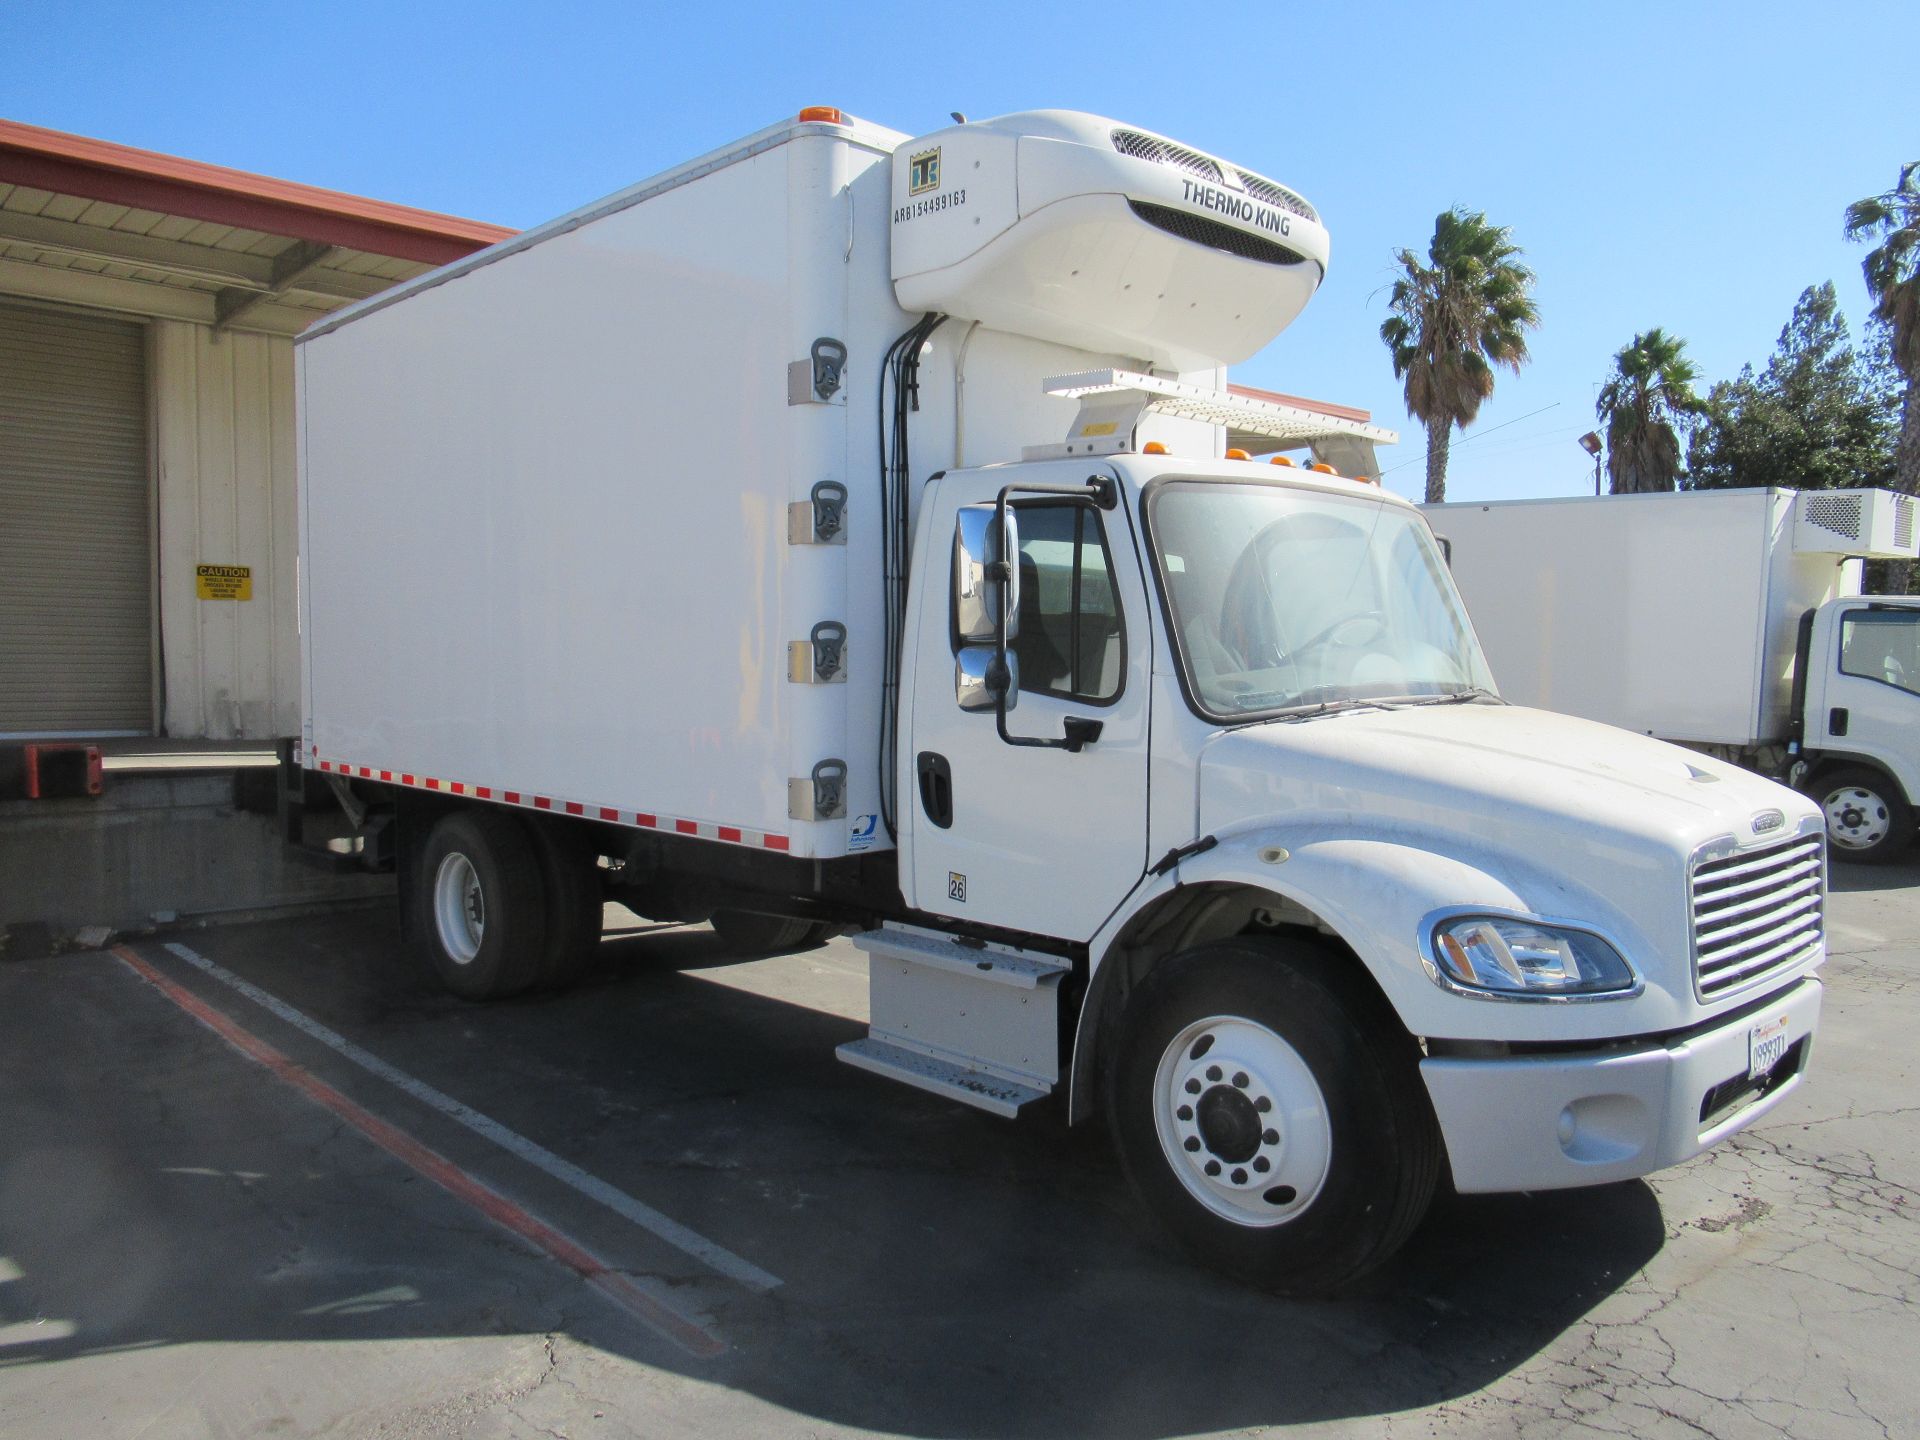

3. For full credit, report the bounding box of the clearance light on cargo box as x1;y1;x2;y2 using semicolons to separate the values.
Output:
797;107;846;125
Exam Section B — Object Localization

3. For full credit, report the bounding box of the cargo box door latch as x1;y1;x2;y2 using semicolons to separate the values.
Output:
789;758;848;822
789;337;848;406
789;480;848;545
789;621;848;684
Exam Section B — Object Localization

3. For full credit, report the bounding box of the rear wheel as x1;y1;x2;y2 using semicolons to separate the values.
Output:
416;811;548;999
1818;766;1914;865
1107;937;1438;1296
529;822;604;988
710;909;823;956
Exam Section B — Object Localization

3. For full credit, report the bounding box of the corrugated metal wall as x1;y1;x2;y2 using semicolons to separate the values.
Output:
152;320;300;740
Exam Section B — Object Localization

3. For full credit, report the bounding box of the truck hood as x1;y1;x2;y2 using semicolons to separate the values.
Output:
1198;702;1813;865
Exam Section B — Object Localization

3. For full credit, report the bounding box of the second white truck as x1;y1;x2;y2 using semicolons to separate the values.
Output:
292;108;1826;1293
1429;488;1920;863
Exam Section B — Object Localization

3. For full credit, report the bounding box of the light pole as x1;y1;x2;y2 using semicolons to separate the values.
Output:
1577;431;1603;495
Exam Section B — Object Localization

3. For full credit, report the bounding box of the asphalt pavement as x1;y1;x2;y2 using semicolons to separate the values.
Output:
1;859;1915;1439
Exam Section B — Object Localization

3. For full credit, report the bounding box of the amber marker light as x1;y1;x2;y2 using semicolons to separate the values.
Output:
1269;456;1295;467
1225;448;1251;461
1143;441;1170;455
797;107;846;124
1310;462;1337;474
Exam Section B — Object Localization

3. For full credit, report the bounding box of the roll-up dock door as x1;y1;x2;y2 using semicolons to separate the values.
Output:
0;303;152;736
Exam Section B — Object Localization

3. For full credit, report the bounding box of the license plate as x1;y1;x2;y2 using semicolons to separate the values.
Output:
1749;1014;1790;1080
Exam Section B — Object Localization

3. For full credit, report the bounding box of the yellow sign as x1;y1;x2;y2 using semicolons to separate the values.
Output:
1078;421;1118;437
195;564;253;601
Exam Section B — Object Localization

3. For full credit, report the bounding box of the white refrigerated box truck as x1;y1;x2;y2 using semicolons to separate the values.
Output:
293;107;1827;1293
1427;488;1920;862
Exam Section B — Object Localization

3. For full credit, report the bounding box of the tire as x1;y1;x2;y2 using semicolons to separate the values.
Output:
1817;766;1914;865
710;909;821;956
414;811;549;1000
528;822;604;989
1106;937;1439;1296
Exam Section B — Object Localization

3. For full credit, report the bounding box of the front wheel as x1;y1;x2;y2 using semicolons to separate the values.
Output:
1817;766;1914;865
1107;938;1439;1295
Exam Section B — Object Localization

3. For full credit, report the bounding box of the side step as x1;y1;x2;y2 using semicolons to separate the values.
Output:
837;1037;1049;1119
836;925;1071;1118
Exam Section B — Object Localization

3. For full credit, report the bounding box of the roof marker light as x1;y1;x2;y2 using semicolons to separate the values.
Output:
1310;462;1337;475
1143;441;1169;455
797;107;846;125
1225;448;1251;461
1270;456;1295;467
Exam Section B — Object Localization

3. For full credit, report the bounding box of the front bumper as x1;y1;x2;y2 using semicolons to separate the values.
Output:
1421;975;1822;1194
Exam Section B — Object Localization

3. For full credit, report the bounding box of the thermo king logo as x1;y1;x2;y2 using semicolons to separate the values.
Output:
908;148;941;195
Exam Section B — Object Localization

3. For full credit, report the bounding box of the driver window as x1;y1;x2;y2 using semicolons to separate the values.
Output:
1839;610;1920;697
1012;502;1124;704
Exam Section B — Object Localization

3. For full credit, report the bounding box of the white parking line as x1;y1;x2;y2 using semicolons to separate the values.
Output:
161;941;782;1294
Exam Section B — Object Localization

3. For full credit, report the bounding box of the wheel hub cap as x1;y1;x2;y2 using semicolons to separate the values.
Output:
1153;1015;1333;1227
1823;785;1889;850
433;852;485;965
1195;1085;1262;1163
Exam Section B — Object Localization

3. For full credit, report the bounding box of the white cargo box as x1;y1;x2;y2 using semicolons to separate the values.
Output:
1425;489;1880;748
297;115;918;861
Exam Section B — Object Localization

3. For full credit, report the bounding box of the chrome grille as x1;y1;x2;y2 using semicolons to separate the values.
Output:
1111;129;1223;184
1691;832;1824;999
1233;168;1319;223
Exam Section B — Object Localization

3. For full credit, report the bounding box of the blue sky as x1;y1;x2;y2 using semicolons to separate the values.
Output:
6;0;1915;501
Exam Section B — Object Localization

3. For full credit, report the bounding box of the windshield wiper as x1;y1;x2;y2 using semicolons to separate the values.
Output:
1267;698;1391;723
1399;687;1502;708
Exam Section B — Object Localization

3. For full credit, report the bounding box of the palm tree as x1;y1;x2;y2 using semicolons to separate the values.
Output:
1380;208;1540;503
1845;162;1920;497
1597;329;1705;493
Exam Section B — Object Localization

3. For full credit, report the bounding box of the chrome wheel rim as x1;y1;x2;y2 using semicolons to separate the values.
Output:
433;852;485;964
1823;784;1891;852
1152;1015;1332;1227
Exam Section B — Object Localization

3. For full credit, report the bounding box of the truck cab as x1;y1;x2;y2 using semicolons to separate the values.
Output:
1798;594;1920;860
851;441;1826;1292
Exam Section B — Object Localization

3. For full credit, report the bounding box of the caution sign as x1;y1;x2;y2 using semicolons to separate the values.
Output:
195;564;253;601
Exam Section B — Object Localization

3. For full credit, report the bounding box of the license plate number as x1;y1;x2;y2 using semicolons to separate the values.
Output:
1749;1014;1790;1080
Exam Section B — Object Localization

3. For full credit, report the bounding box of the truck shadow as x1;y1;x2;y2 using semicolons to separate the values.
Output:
0;914;1667;1436
1829;853;1920;894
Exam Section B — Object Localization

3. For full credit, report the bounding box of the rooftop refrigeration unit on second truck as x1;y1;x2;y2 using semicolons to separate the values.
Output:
290;107;1826;1294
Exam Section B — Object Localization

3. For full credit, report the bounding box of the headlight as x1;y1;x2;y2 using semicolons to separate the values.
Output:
1427;915;1639;999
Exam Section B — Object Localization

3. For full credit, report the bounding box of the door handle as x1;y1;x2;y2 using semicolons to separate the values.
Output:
916;752;953;829
1829;707;1849;737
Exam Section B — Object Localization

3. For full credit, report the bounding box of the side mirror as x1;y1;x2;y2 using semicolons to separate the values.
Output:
955;647;1019;712
952;504;1020;646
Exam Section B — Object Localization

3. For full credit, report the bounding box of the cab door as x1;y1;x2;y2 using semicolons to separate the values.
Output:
902;465;1153;941
1819;603;1920;801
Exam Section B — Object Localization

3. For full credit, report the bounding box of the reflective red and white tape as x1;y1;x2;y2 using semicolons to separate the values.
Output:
311;756;790;852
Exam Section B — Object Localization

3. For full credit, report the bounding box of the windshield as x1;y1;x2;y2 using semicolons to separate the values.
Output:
1149;479;1497;720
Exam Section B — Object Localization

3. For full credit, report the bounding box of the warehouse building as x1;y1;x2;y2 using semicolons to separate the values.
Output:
0;120;511;939
0;119;512;742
